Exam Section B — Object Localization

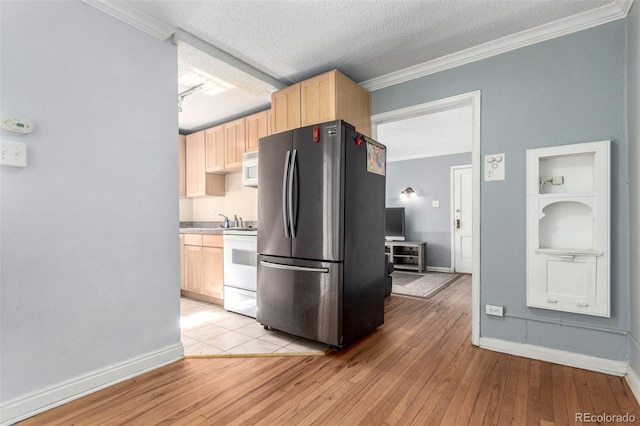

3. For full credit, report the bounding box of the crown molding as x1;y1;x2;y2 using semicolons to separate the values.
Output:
81;0;175;41
360;0;633;91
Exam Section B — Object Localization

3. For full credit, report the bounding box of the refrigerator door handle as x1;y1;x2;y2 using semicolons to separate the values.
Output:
288;149;298;238
260;260;329;274
282;150;291;238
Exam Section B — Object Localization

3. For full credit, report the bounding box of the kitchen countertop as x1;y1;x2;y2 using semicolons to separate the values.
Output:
179;227;258;235
179;221;257;235
179;228;225;235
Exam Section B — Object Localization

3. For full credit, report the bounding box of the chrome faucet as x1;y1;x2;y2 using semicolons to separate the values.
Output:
233;214;243;228
219;214;230;228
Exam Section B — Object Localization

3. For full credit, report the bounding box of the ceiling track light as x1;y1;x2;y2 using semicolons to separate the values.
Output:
178;83;204;113
179;84;204;101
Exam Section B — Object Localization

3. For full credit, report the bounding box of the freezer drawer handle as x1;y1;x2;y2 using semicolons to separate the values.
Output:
260;260;329;274
282;150;291;238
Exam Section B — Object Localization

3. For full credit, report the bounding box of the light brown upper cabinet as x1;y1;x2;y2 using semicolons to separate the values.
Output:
245;110;271;153
271;84;301;134
205;124;225;173
185;130;225;197
271;70;371;137
224;117;246;171
178;134;186;198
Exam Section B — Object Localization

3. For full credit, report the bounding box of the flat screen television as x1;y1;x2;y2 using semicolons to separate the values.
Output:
385;207;406;241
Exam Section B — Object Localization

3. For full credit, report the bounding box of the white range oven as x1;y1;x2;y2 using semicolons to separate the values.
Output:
223;229;257;318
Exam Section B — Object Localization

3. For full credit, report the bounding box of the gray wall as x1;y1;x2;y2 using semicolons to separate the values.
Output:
628;3;640;374
386;153;471;269
0;0;180;416
373;21;629;360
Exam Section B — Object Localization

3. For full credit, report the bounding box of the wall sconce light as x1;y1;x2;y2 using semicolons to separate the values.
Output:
400;187;417;199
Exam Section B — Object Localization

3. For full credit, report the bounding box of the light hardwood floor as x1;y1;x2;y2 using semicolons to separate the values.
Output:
19;275;640;425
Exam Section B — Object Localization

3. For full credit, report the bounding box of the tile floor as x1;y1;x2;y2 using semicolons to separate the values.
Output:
180;297;327;357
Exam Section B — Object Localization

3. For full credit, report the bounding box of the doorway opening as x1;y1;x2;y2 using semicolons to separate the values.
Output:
372;91;481;345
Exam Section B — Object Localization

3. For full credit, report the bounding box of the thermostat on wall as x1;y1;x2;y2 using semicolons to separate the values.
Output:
2;117;34;134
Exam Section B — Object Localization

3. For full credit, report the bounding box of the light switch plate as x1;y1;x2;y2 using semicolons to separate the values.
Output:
1;140;27;168
432;200;440;208
484;153;505;181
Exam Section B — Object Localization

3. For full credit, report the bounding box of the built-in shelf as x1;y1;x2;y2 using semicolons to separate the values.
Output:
537;192;596;199
526;140;610;317
533;248;603;257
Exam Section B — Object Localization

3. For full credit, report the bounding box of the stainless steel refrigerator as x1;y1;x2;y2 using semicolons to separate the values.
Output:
257;120;387;349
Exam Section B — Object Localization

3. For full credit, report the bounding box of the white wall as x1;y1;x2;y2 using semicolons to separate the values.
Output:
628;2;640;376
188;172;258;222
0;2;181;423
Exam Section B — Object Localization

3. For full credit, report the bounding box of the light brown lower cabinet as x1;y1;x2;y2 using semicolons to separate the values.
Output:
181;234;224;305
179;234;185;290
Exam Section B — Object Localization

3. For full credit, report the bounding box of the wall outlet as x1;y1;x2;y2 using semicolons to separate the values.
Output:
209;209;216;218
486;304;504;316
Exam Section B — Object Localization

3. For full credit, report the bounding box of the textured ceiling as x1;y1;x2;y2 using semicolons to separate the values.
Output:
377;105;473;162
120;0;614;135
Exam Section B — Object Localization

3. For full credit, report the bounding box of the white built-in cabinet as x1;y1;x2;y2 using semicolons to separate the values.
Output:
526;140;610;317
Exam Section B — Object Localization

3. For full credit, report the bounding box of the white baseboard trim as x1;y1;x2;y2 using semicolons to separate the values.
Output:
626;367;640;405
1;343;184;426
626;335;640;405
427;266;453;273
479;337;628;376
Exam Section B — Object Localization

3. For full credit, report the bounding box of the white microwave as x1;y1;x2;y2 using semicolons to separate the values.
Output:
242;151;258;187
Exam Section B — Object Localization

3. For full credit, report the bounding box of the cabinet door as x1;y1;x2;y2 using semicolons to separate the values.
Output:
183;244;203;294
271;84;301;134
185;131;206;197
178;135;186;198
334;70;372;137
301;71;335;127
224;118;246;171
178;135;187;198
202;246;224;299
179;235;185;290
245;110;269;153
205;124;225;173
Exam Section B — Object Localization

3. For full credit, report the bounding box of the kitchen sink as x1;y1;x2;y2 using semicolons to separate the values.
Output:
221;227;257;231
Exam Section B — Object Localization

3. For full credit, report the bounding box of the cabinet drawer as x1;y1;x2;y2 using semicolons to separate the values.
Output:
203;234;223;248
184;234;203;246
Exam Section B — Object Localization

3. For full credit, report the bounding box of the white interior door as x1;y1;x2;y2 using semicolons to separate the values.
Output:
453;165;473;273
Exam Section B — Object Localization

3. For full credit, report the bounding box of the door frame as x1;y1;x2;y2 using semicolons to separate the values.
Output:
450;164;473;274
371;90;481;346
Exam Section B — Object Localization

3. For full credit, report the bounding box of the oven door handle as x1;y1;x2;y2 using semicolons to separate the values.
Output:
260;260;329;274
223;235;258;242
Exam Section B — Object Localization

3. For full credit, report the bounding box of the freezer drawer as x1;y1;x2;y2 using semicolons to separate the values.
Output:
257;255;342;347
224;286;256;319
